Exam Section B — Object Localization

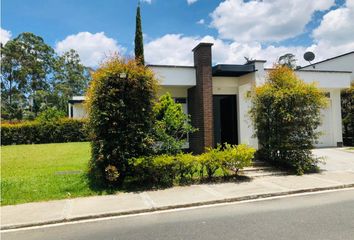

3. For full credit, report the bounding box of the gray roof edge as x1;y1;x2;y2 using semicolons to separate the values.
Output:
264;68;352;74
295;69;352;74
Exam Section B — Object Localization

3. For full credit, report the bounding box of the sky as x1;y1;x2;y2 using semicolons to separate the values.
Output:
1;0;354;67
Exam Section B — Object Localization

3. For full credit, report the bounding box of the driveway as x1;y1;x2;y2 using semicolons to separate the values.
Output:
312;148;354;171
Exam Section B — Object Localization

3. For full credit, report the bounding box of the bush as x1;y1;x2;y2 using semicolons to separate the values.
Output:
153;93;196;155
86;57;158;186
250;66;327;174
1;118;87;145
175;153;199;181
199;145;224;179
36;107;66;123
129;155;176;186
222;144;256;174
129;144;255;185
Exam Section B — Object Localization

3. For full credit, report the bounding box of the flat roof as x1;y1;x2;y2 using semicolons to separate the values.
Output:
212;64;255;77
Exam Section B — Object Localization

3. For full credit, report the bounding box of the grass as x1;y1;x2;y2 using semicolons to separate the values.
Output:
1;142;252;206
0;142;98;206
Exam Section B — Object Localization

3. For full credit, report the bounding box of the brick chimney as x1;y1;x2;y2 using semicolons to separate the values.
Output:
188;43;214;154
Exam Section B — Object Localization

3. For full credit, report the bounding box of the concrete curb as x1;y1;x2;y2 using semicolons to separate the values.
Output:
2;183;354;231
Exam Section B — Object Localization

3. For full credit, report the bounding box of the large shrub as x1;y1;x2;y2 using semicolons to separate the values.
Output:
250;66;327;174
153;93;196;155
86;57;158;186
1;118;87;145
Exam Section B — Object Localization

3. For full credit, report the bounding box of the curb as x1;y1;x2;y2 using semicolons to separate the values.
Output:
2;183;354;231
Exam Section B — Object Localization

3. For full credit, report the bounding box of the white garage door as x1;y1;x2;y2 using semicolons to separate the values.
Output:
316;100;334;147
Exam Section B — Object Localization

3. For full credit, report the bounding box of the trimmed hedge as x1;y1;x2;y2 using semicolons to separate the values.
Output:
1;118;87;145
129;144;255;186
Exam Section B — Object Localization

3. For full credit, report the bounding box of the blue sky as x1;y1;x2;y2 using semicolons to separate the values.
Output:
2;0;354;67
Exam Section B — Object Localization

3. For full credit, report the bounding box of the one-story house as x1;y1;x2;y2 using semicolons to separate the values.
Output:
68;43;353;153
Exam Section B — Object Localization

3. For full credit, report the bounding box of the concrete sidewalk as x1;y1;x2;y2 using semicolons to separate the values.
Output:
2;170;354;230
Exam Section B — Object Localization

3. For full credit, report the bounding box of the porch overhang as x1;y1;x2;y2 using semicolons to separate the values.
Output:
212;64;256;77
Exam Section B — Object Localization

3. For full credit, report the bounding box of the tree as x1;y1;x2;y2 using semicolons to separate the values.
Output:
1;32;91;119
52;49;91;112
86;56;158;186
1;32;55;119
278;53;297;69
134;3;145;65
153;93;196;155
250;66;327;174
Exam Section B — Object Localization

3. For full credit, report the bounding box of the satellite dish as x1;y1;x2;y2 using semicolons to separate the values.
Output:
304;51;315;62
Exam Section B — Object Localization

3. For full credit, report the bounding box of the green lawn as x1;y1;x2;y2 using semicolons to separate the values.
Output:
0;142;99;206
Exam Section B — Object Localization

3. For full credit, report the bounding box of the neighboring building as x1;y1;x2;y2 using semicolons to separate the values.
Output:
68;96;87;119
69;43;352;153
299;51;354;84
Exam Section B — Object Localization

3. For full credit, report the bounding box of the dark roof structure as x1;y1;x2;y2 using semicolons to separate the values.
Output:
212;64;256;77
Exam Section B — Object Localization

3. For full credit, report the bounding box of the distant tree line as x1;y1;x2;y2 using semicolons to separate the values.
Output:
1;32;91;120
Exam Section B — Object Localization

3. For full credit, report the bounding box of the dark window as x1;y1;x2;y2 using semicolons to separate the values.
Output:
174;98;187;104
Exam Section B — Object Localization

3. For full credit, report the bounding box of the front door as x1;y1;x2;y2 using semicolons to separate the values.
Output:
213;95;238;146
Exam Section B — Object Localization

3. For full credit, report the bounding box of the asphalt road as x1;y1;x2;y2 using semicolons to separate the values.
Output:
2;189;354;240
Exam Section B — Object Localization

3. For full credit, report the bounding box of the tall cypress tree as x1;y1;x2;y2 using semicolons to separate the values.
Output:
135;2;145;65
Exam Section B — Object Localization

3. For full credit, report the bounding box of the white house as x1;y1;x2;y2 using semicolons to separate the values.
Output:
69;43;352;153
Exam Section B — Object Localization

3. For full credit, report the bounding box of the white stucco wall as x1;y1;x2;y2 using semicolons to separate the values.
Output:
150;65;196;86
70;103;87;119
316;89;343;147
212;76;238;95
237;73;258;149
295;70;351;89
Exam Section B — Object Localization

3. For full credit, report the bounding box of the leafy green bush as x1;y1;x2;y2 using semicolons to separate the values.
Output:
86;57;158;186
153;93;196;155
199;145;224;179
129;144;255;185
175;153;199;181
250;66;327;174
1;118;87;145
36;107;66;123
129;155;176;186
222;144;256;174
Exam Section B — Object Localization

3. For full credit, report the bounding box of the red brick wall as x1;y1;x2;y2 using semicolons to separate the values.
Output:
188;43;214;154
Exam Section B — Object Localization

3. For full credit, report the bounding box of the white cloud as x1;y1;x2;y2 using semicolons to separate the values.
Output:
196;19;205;25
141;0;152;4
145;33;354;68
210;0;334;42
187;0;198;5
55;32;125;67
0;28;12;45
313;0;354;46
144;34;304;66
145;34;197;65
